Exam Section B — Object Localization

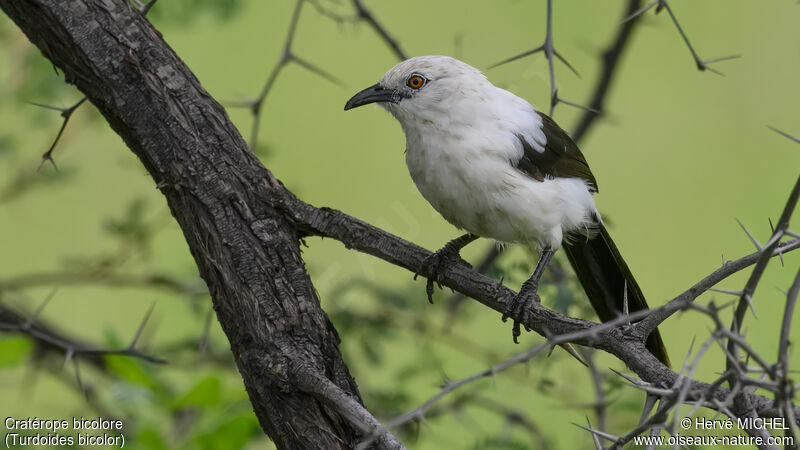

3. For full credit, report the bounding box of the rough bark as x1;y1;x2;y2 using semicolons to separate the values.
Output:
0;0;380;448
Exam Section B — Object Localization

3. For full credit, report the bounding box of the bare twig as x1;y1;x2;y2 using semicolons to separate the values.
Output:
30;97;87;170
776;267;800;443
228;0;341;150
350;0;407;60
637;237;800;335
769;127;800;145
0;270;204;296
580;348;608;433
29;0;161;170
383;342;551;430
0;295;165;366
727;175;800;374
232;0;406;150
489;0;589;115
624;0;738;74
571;0;642;142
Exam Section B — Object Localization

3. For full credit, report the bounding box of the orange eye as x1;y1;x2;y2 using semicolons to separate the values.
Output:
407;75;425;89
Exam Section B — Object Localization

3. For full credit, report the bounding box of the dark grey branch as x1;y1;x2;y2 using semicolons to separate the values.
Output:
489;0;590;115
0;0;400;447
626;0;737;74
30;96;87;170
571;0;642;142
726;175;800;377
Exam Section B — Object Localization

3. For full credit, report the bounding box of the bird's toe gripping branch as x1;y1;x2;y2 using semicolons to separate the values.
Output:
414;248;465;303
414;234;477;303
501;289;539;344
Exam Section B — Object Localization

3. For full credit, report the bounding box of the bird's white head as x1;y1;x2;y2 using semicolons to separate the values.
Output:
344;55;493;126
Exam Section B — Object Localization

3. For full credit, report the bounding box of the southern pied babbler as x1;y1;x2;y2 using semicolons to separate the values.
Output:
344;56;669;366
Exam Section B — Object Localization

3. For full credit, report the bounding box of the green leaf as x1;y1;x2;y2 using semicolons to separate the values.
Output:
105;354;160;390
134;427;167;450
192;413;259;450
172;376;221;409
0;336;32;368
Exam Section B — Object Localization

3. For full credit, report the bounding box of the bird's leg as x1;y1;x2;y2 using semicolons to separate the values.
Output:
502;248;555;343
414;233;478;303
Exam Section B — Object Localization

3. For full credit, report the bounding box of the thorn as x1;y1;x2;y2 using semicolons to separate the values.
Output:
553;49;580;78
695;55;739;76
571;421;620;442
768;126;800;145
586;417;602;450
742;292;757;319
769;218;784;267
560;343;589;367
28;101;68;112
73;359;89;401
24;289;57;330
622;0;658;22
291;55;344;87
129;303;156;350
735;218;763;251
62;348;74;370
702;54;741;65
640;394;659;425
554;94;599;114
487;46;545;69
679;336;697;376
708;288;744;297
39;151;59;172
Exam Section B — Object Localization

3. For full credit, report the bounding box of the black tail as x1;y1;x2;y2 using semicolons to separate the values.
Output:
562;222;670;366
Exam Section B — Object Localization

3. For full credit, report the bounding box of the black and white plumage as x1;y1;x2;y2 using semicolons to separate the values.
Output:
345;55;668;365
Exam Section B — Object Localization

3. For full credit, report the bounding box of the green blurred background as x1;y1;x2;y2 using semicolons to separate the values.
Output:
0;0;798;448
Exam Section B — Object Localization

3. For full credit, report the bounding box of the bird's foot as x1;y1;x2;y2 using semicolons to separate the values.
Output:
414;248;467;303
501;285;540;344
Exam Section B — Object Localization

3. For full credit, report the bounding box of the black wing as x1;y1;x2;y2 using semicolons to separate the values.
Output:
513;113;598;192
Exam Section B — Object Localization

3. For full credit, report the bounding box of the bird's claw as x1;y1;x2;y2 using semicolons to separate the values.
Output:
414;248;466;303
501;290;539;343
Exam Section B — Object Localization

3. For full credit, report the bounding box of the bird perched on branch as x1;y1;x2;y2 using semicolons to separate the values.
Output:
344;55;669;366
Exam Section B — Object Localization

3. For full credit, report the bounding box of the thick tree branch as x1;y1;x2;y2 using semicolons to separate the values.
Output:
277;192;799;420
571;0;641;143
0;1;399;448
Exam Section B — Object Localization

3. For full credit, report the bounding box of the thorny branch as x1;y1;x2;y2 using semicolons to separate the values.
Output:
30;97;86;170
0;270;205;296
307;0;407;60
230;0;340;150
29;0;160;169
489;0;590;116
571;0;642;143
625;0;738;74
727;174;800;375
0;291;164;398
230;0;405;150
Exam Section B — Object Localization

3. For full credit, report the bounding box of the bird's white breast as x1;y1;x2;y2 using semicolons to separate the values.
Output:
397;88;598;250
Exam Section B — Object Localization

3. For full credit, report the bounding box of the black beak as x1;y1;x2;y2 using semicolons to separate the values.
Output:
344;83;397;110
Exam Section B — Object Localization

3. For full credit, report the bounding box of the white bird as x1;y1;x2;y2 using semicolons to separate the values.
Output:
345;55;668;365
